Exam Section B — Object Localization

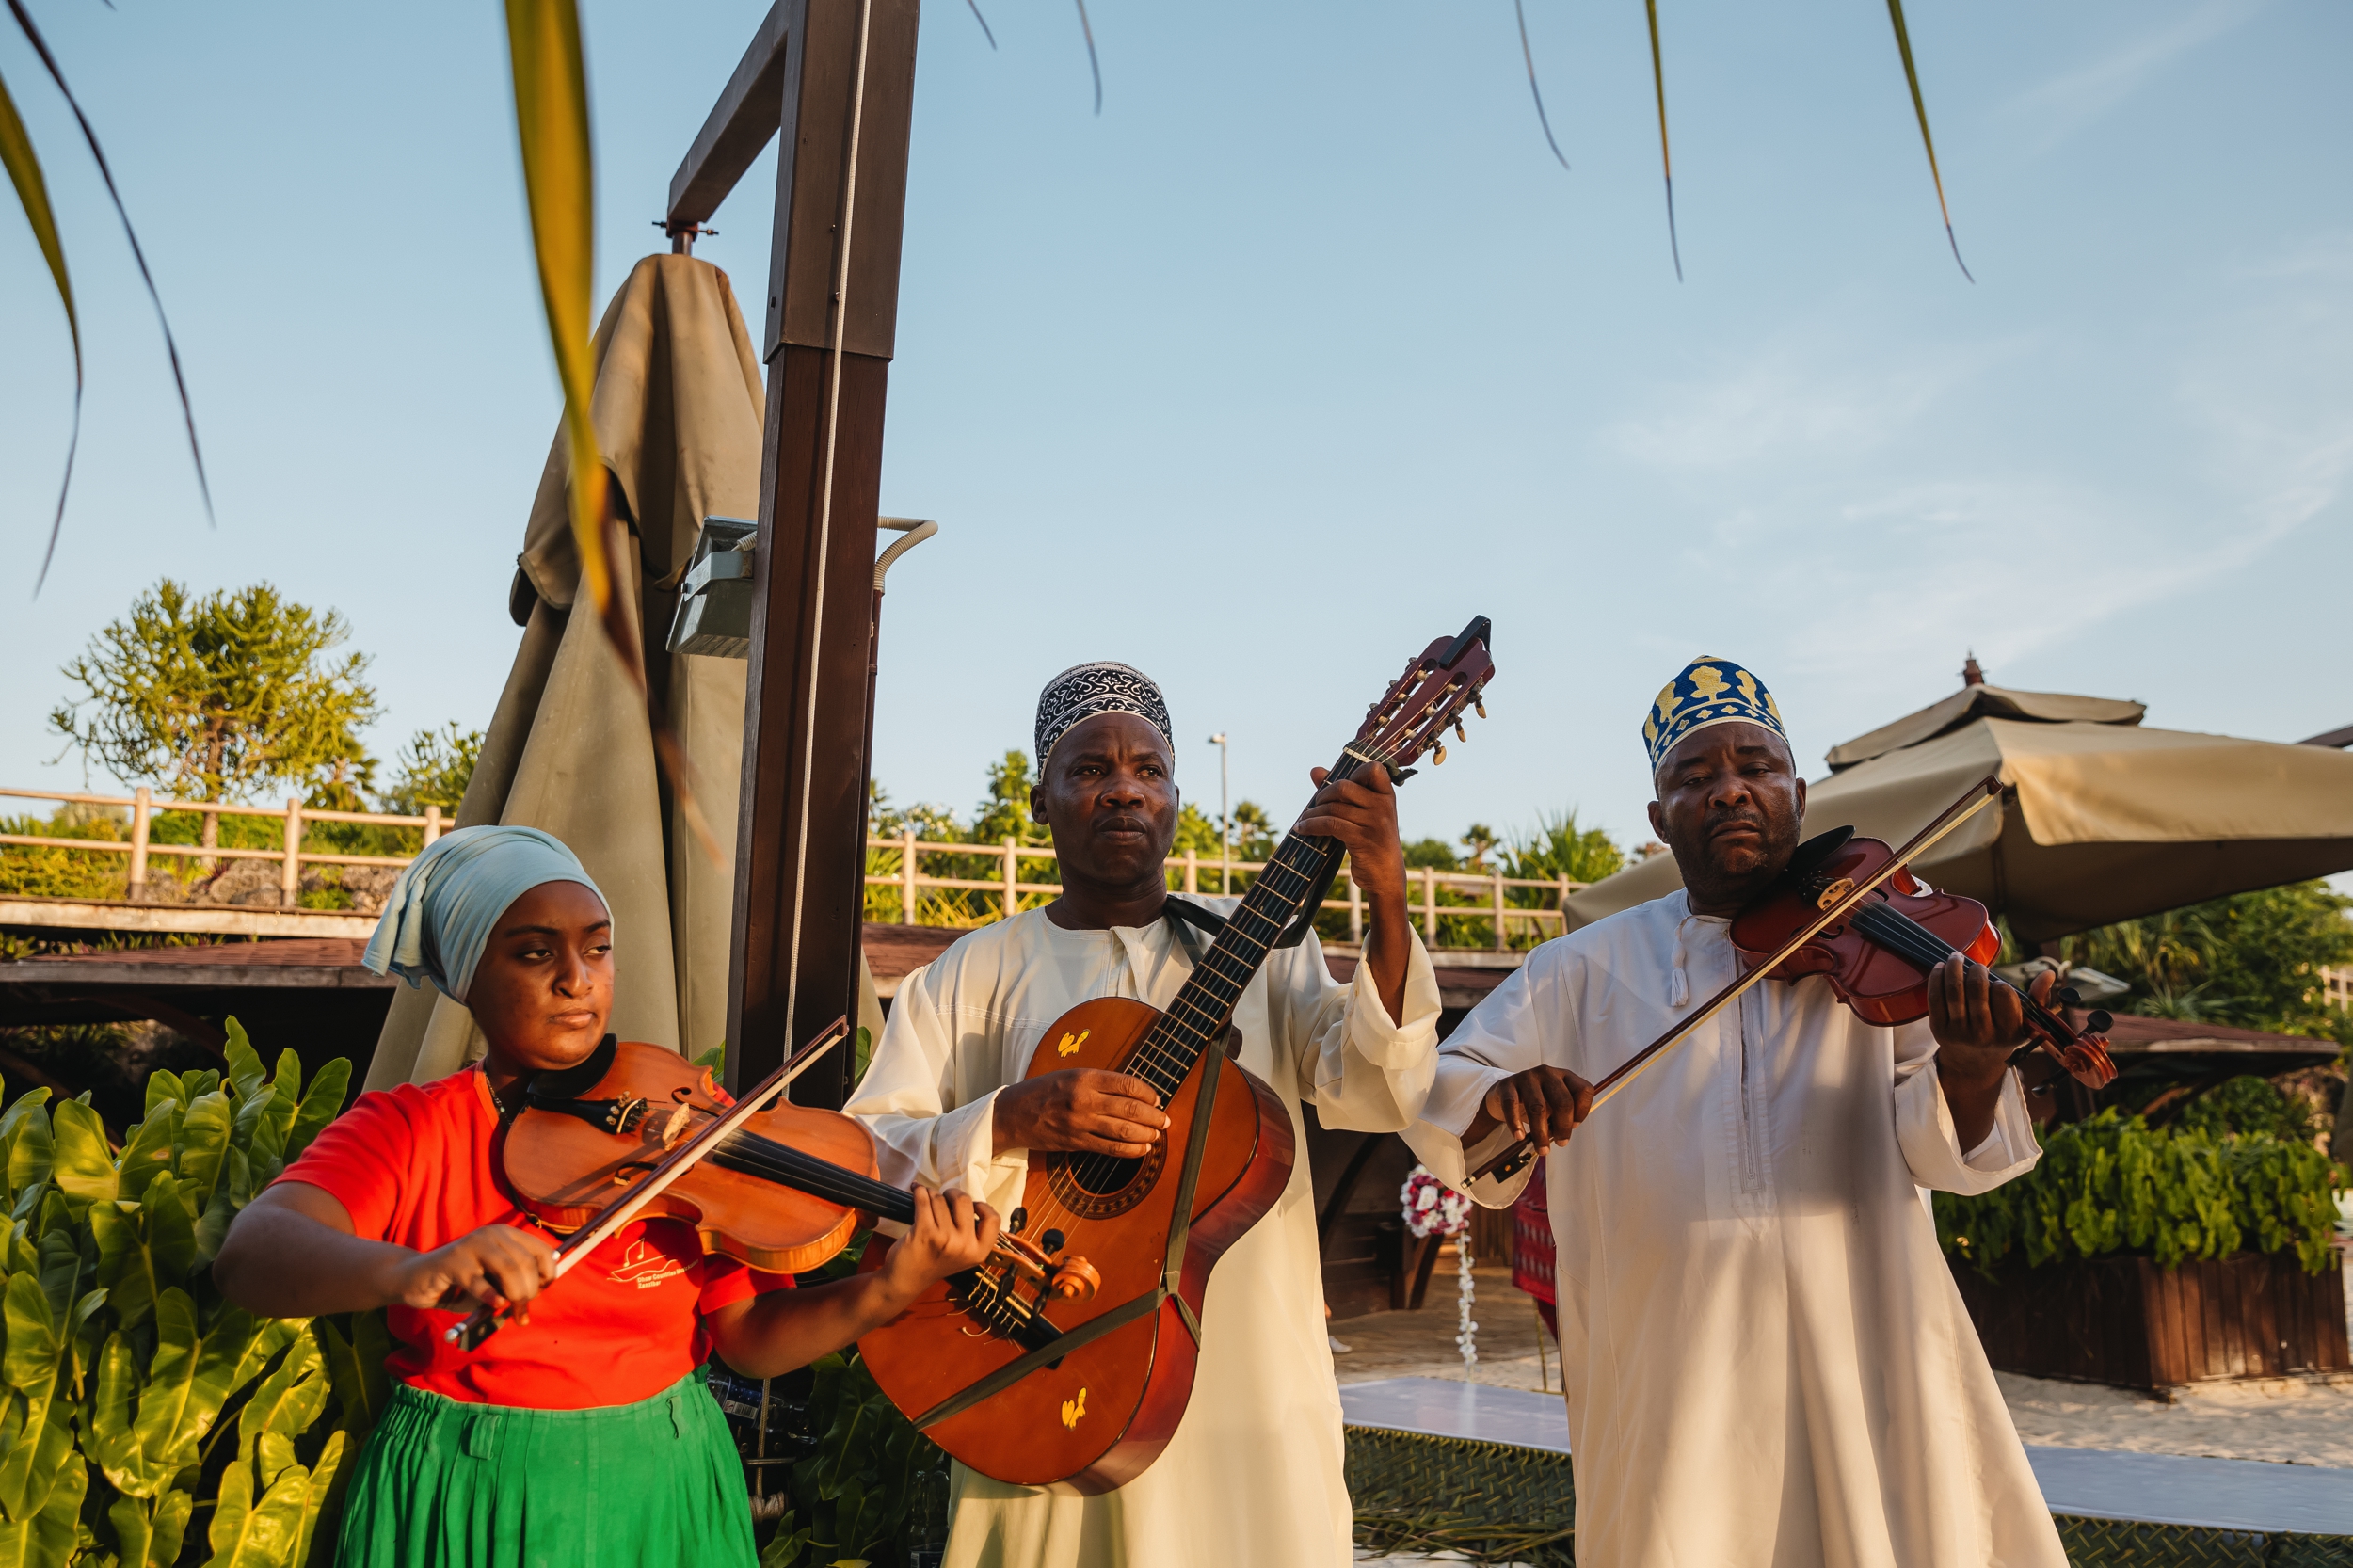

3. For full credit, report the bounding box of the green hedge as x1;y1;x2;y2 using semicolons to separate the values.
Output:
0;1023;372;1567
1935;1110;2342;1278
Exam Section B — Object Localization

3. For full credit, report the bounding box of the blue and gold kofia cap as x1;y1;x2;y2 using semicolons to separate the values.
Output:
1642;655;1788;772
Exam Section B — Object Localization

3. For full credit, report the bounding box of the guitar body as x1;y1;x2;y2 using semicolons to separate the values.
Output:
857;995;1295;1494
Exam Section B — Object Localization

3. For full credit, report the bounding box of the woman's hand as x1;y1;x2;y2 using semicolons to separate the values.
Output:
876;1188;1000;1304
395;1223;560;1322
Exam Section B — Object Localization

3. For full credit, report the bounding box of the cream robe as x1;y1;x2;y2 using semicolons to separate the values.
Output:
1406;891;2065;1568
848;903;1442;1568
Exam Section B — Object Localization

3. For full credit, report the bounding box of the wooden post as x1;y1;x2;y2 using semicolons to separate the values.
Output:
900;827;918;923
1492;870;1507;951
1421;865;1438;944
424;805;443;846
280;796;303;906
1558;874;1572;938
1184;848;1197;896
706;0;923;1105
127;787;151;902
1349;870;1363;945
1001;836;1018;923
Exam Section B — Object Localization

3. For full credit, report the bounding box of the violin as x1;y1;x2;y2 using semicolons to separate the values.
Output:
444;1024;1097;1351
1472;776;2115;1184
1728;825;2118;1096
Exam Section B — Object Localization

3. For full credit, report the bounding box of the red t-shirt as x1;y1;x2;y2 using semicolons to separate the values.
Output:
275;1064;792;1409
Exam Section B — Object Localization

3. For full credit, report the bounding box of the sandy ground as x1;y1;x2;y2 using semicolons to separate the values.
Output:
1333;1261;2353;1468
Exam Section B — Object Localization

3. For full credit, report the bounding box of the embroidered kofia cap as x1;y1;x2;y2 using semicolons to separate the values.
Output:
1642;655;1788;773
1034;662;1174;766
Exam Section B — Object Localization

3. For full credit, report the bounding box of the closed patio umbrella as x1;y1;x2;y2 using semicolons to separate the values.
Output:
1563;676;2353;943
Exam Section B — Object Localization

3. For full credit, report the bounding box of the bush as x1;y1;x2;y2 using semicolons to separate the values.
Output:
0;1022;369;1567
1936;1110;2341;1279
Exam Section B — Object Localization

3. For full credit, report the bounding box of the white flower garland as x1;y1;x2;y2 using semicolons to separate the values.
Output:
1401;1164;1478;1369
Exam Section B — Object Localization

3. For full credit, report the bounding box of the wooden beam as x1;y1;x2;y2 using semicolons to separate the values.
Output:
666;0;794;233
724;0;922;1107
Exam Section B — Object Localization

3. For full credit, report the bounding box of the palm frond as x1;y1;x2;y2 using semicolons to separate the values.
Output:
502;0;719;865
1641;0;1682;281
5;0;210;567
1513;0;1570;171
1073;0;1101;115
1882;0;1972;281
0;60;80;591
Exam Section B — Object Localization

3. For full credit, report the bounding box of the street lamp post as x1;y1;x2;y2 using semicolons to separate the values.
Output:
1207;732;1230;895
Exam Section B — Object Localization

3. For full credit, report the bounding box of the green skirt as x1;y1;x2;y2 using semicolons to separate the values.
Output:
337;1370;758;1568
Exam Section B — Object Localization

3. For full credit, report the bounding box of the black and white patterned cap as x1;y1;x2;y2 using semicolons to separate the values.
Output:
1033;662;1174;766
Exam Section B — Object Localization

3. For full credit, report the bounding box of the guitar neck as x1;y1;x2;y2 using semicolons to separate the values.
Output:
1125;749;1369;1100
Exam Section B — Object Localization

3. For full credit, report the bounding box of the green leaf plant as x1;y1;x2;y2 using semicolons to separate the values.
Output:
0;1017;368;1567
1936;1109;2342;1281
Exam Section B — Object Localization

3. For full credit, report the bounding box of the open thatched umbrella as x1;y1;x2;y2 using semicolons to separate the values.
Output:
1564;668;2353;943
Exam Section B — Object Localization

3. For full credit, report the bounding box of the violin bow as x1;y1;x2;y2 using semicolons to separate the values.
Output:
1469;775;2009;1183
444;1017;851;1351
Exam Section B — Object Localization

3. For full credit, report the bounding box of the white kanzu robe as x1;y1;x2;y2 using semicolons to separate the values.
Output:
848;904;1442;1568
1407;890;2065;1568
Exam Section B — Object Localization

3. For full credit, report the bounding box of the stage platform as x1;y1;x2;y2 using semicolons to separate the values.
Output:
1339;1377;2353;1565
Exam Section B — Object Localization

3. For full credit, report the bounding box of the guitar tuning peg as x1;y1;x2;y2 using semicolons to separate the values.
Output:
1475;698;1487;720
2057;985;2083;1008
1433;744;1448;765
2087;1009;2113;1033
1453;721;1466;743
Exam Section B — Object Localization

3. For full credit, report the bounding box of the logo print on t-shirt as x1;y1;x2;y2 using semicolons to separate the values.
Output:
607;1238;688;1290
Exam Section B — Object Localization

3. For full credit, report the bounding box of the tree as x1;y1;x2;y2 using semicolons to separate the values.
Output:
2054;882;2353;1042
1500;809;1626;888
379;722;484;816
970;750;1050;847
49;580;379;854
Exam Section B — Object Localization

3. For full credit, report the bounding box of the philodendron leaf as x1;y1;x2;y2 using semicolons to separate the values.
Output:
285;1060;349;1163
0;1090;51;1208
316;1313;391;1449
106;1492;154;1567
90;1201;159;1330
144;1069;187;1120
183;1070;221;1100
131;1289;200;1470
115;1103;181;1204
90;1332;167;1497
44;1099;113;1219
177;1091;232;1211
0;1408;87;1556
294;1429;346;1567
147;1488;195;1567
223;1020;267;1106
207;1453;312;1568
236;1329;328;1472
64;1285;107;1400
144;1172;197;1286
0;1272;58;1394
0;1403;73;1531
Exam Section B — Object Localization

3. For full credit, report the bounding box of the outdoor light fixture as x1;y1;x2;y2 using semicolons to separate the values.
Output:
667;515;938;660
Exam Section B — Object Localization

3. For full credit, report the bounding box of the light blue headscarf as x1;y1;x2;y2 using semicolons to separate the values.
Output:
362;825;609;1003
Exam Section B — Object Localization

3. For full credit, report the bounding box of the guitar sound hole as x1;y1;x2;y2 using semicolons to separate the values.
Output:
1043;1141;1163;1219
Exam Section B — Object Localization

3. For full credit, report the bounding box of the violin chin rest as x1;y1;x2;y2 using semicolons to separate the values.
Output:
1780;825;1855;888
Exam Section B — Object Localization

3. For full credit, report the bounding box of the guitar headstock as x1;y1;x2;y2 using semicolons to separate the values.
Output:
1353;616;1497;781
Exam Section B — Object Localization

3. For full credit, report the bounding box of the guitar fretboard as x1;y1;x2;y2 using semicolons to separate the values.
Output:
1122;753;1365;1098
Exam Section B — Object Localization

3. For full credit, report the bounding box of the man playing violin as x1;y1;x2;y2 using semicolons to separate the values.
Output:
847;662;1443;1568
214;826;999;1568
1405;657;2069;1568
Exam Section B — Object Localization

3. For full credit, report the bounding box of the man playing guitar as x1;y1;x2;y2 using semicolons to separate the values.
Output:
847;661;1442;1567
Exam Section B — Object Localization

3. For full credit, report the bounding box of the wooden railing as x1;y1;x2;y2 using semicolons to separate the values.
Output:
865;831;1588;950
2;786;1591;950
0;786;446;904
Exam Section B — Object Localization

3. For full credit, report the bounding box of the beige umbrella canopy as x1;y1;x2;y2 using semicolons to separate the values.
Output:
1564;676;2353;944
366;254;764;1090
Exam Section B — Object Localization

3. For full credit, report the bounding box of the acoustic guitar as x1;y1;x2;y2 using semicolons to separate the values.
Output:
856;616;1497;1493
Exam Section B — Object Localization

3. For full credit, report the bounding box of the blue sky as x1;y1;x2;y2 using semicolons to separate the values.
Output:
2;0;2347;860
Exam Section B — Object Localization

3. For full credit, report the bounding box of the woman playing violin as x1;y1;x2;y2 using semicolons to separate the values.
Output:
215;826;998;1568
1402;658;2072;1568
